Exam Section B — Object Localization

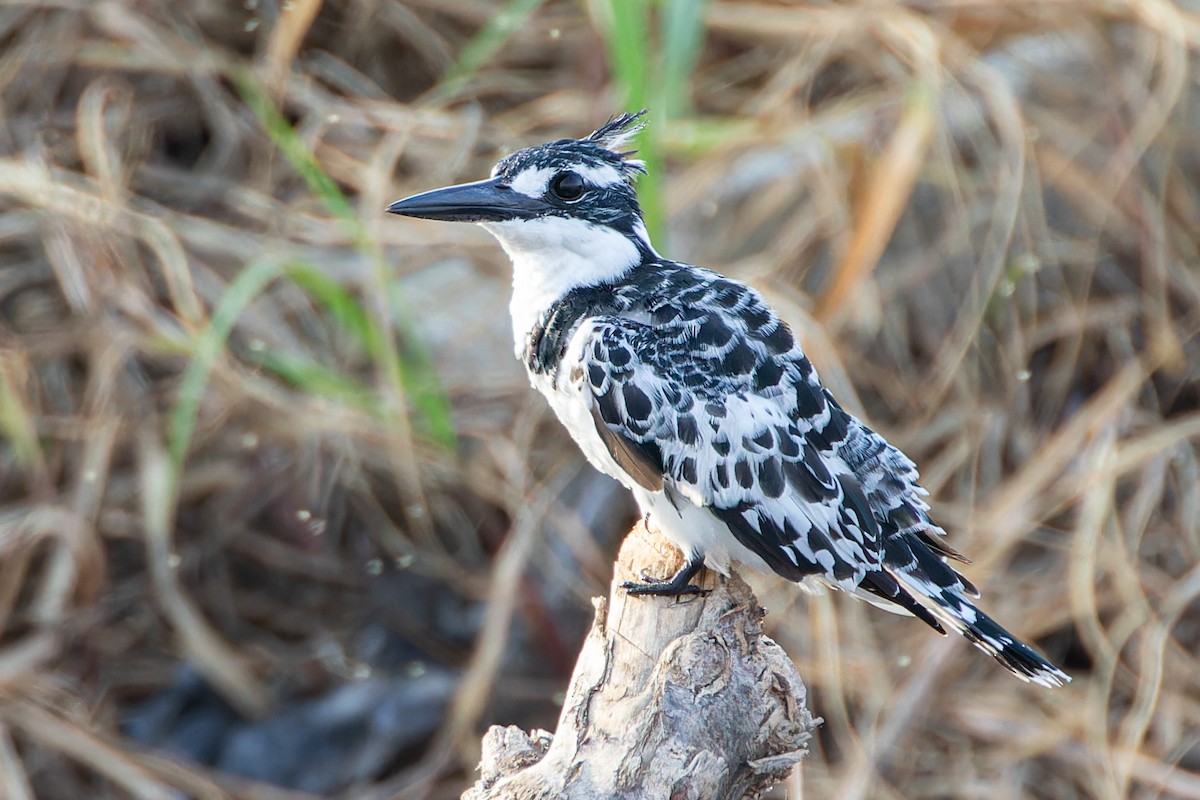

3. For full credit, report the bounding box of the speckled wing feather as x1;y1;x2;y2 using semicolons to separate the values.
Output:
576;264;918;587
569;263;1070;686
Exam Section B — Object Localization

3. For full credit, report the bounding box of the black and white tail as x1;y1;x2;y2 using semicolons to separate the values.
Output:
892;565;1071;688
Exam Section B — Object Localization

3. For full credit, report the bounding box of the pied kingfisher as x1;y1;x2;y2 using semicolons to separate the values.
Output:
387;112;1069;688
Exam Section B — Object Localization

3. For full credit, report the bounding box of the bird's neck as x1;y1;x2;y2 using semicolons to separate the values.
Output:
479;217;648;355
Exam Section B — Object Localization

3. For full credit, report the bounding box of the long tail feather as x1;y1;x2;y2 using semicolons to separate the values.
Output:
892;571;1071;688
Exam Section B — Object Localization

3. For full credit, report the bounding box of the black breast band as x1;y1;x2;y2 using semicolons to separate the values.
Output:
524;284;617;377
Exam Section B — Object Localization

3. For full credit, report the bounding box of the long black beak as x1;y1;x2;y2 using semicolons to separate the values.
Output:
386;177;546;223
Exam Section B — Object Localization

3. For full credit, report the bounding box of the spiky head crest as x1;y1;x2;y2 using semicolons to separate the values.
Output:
491;110;648;185
582;110;648;176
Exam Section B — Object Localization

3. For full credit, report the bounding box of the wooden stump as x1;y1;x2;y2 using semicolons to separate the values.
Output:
462;521;815;800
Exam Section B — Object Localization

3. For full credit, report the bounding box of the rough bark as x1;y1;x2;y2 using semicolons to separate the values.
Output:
462;521;816;800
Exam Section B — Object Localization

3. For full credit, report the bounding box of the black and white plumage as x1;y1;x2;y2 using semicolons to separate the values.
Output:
387;112;1070;688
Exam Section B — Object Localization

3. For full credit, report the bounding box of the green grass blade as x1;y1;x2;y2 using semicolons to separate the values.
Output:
248;349;376;408
286;264;384;357
598;0;650;105
398;347;456;446
169;257;288;475
231;70;365;248
231;70;456;450
432;0;549;101
0;360;41;468
169;255;456;479
593;0;666;244
660;0;708;119
286;263;455;447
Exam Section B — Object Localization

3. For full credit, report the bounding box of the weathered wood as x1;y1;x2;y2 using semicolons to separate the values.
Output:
463;521;815;800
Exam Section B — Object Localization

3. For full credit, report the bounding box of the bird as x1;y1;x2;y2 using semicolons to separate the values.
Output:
386;111;1070;688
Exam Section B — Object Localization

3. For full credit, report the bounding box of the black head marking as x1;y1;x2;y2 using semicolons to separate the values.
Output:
494;111;647;182
488;111;650;245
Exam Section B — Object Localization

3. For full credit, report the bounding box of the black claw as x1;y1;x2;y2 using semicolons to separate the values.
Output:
621;553;710;597
622;580;709;596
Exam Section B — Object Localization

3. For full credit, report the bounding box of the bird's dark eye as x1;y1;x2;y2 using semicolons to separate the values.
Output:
549;171;585;201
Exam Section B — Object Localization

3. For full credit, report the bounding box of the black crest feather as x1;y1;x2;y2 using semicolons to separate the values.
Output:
584;110;648;177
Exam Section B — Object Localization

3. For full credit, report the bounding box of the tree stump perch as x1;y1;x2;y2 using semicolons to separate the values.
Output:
462;522;816;800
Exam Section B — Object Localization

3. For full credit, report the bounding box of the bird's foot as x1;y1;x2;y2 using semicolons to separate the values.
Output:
622;578;710;596
621;554;710;597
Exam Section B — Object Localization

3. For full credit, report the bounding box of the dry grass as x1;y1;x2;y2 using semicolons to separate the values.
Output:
1;0;1199;797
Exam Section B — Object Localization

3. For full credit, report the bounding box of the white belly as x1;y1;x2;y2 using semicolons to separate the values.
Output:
637;491;772;577
530;367;640;492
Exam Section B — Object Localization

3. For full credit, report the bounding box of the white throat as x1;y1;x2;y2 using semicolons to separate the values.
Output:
480;216;643;356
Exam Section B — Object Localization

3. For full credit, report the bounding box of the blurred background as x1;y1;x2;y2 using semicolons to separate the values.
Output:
1;0;1199;797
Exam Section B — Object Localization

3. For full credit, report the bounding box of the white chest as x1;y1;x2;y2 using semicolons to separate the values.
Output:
478;217;641;357
526;325;641;494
